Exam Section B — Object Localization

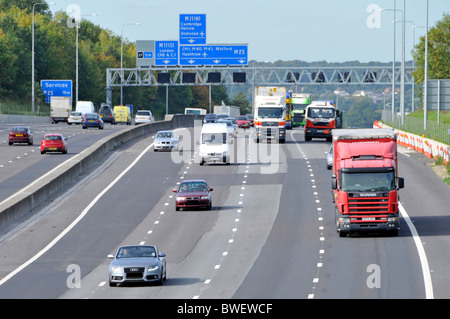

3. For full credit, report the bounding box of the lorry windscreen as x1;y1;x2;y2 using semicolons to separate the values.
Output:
340;171;396;192
258;107;283;118
307;107;335;119
292;104;308;110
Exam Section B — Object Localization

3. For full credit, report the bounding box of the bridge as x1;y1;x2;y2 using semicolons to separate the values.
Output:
106;65;414;88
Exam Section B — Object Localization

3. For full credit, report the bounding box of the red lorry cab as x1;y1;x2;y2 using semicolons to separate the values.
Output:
330;128;404;237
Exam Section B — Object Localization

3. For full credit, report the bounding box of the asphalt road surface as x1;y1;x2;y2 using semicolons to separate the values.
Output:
0;126;448;300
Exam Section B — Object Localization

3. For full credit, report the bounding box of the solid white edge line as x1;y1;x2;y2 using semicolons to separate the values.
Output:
0;141;154;286
399;202;434;299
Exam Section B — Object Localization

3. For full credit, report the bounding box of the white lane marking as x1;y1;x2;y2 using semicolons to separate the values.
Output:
0;141;155;286
399;203;434;299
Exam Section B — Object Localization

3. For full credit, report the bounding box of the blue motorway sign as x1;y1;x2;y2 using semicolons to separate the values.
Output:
180;44;248;66
155;41;178;66
41;80;72;103
179;14;206;44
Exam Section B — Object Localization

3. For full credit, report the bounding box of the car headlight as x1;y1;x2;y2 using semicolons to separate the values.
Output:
201;195;209;200
147;265;159;272
176;197;186;202
111;266;122;273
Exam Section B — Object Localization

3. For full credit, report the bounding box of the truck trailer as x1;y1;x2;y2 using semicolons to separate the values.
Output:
253;86;286;143
50;96;71;124
330;128;404;237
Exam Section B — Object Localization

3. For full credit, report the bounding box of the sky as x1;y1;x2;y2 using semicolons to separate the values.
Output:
50;0;449;63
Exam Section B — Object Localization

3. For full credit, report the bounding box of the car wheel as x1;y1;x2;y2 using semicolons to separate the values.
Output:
158;268;164;286
176;206;180;211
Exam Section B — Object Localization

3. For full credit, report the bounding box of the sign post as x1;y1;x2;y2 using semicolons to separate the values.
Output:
41;80;72;104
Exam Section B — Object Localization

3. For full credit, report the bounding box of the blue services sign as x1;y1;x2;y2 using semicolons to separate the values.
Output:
155;41;178;66
41;80;72;103
180;44;248;66
179;14;206;44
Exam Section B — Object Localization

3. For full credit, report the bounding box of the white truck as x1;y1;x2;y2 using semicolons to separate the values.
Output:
50;96;71;124
214;104;240;118
253;86;286;143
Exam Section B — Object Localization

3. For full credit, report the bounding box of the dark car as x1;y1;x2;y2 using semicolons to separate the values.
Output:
99;105;116;124
9;126;33;145
82;113;104;129
172;180;213;211
203;113;218;124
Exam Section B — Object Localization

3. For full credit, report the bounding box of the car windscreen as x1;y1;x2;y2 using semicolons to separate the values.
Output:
136;111;150;116
44;136;62;141
84;114;98;119
117;246;156;258
178;182;207;193
202;133;226;144
12;127;28;132
157;132;173;138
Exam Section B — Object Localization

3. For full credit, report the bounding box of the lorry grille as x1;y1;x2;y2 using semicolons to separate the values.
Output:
347;196;389;223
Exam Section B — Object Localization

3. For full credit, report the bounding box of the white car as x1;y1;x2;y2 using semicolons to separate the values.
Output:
135;110;154;125
217;119;236;138
154;130;179;151
68;111;83;125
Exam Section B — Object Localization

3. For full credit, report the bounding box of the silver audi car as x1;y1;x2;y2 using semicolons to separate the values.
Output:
108;245;167;286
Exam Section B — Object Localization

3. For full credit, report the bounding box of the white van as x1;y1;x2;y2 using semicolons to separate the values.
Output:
75;101;95;116
199;123;232;165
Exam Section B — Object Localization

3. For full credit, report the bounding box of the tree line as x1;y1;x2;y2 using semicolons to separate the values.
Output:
0;0;245;119
0;1;448;125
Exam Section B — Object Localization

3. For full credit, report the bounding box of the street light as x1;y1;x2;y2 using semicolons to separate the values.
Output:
76;13;98;104
424;0;429;130
380;5;403;121
32;1;55;113
120;22;141;105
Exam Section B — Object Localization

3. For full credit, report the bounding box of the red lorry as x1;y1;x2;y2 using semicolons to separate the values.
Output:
330;128;405;237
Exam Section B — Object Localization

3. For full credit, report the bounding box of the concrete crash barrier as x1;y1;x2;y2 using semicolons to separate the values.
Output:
0;114;202;234
0;114;51;124
373;121;450;165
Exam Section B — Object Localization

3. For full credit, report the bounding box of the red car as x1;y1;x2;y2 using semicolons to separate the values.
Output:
235;116;250;129
173;180;213;211
9;126;33;145
40;133;68;154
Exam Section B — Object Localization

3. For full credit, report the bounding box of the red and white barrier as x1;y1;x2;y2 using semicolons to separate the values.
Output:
373;121;449;164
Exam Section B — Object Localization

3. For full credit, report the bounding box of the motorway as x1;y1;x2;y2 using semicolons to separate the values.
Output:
0;123;449;299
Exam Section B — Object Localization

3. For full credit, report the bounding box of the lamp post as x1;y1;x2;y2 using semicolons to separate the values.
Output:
380;4;402;121
410;23;425;112
120;22;141;105
32;1;55;113
76;13;98;104
424;0;429;130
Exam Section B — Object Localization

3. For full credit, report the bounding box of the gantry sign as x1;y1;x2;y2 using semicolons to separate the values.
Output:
107;66;413;87
107;13;413;103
